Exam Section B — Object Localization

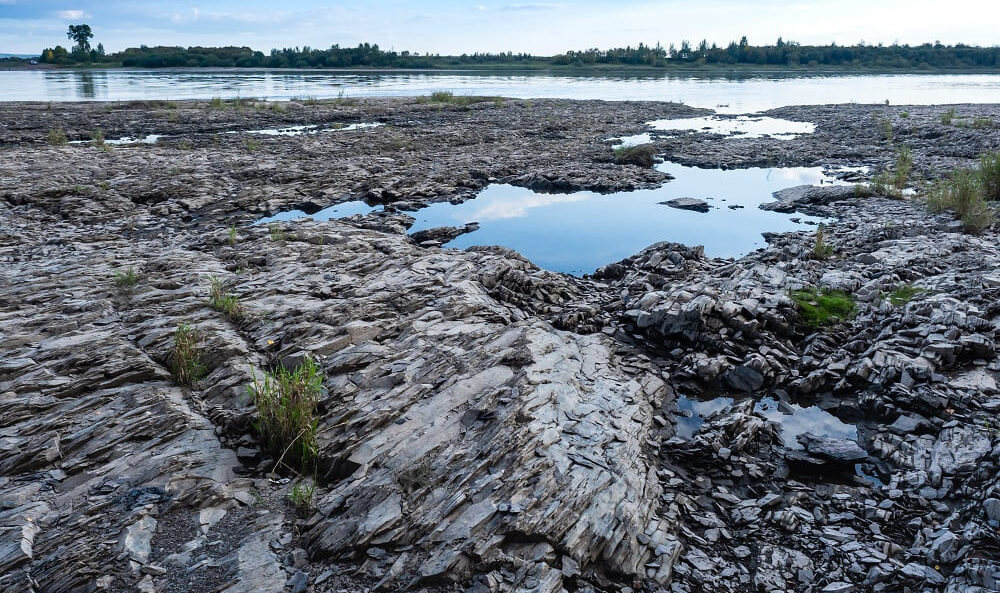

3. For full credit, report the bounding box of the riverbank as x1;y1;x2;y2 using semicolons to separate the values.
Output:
2;98;999;593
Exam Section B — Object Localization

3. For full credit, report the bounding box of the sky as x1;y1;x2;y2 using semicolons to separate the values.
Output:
1;0;997;56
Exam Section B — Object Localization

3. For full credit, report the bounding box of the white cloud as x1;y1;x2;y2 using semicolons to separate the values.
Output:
57;10;85;20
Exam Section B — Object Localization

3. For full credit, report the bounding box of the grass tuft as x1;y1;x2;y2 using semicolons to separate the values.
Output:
113;266;139;289
92;129;105;146
789;287;856;327
886;284;926;306
171;323;206;387
208;276;243;320
941;108;956;125
812;224;834;259
48;127;68;145
892;144;912;189
924;169;994;233
613;143;656;168
248;356;323;472
978;150;1000;202
227;224;239;246
288;480;316;511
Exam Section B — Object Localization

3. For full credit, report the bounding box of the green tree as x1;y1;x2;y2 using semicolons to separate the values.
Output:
67;24;93;52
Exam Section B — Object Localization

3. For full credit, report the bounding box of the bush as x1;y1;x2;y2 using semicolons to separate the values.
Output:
925;169;994;233
789;287;856;327
171;323;206;387
979;150;1000;202
248;356;323;471
614;144;656;168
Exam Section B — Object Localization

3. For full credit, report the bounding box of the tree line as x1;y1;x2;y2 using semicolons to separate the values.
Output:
554;38;1000;69
36;26;1000;70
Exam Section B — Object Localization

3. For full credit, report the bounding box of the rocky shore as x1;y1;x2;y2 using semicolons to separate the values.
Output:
2;98;999;593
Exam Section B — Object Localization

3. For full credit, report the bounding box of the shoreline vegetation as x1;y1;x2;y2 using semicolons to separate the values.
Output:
5;32;1000;73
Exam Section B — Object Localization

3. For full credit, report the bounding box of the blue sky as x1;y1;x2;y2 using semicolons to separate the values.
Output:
1;0;996;55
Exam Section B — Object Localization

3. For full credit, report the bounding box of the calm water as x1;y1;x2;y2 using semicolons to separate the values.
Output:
5;69;1000;112
258;160;843;275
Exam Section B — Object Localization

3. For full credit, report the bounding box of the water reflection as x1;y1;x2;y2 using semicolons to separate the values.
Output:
11;70;1000;112
258;160;842;275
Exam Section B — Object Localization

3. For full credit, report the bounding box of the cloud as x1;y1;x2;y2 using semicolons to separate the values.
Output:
56;10;85;20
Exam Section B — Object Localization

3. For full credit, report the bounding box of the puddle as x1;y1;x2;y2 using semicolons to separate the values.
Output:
676;394;857;450
69;134;164;145
405;161;838;275
258;161;843;275
255;200;380;225
617;115;815;146
244;122;382;136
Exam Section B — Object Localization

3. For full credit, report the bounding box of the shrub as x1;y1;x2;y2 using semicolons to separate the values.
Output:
171;323;206;387
924;169;994;233
789;287;856;327
248;356;323;471
979;150;1000;202
209;97;224;108
812;225;833;259
614;144;656;168
208;276;243;320
48;127;68;145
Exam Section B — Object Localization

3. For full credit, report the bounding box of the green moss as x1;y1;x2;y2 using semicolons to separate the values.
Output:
789;287;856;327
613;143;656;167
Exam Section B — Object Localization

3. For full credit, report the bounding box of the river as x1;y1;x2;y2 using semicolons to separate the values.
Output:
4;69;1000;112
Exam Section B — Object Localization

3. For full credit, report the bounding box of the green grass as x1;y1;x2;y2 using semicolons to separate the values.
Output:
268;223;288;242
941;108;956;125
924;169;995;233
878;114;894;143
288;480;316;511
227;224;238;246
867;171;903;199
978;150;1000;202
91;129;105;146
789;287;856;327
812;225;834;259
171;323;206;387
48;127;68;145
208;97;224;109
416;91;504;107
613;144;656;167
208;276;243;320
113;266;139;289
892;144;913;189
886;283;926;306
248;356;323;472
243;137;262;152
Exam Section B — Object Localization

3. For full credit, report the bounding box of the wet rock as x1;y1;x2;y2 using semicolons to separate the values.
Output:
797;433;867;463
661;197;710;213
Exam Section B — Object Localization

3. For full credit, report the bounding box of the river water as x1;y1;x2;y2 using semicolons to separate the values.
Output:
5;69;1000;111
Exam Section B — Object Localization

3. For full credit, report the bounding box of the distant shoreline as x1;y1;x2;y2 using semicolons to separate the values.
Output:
3;62;1000;76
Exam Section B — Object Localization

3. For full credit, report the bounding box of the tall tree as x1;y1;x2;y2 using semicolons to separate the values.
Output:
67;24;93;52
